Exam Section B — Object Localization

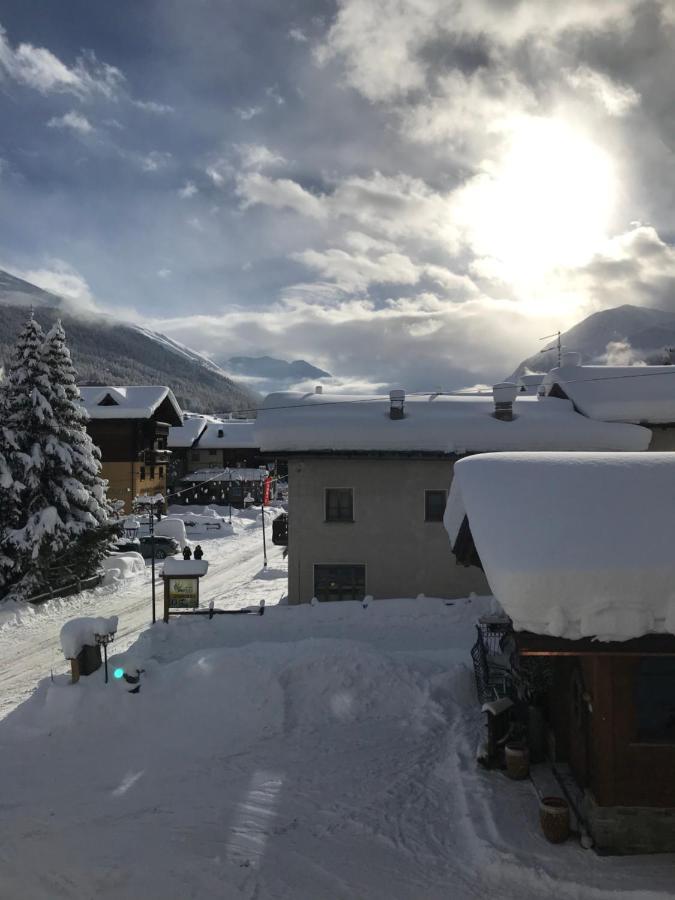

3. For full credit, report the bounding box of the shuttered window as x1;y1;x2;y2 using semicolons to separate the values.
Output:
325;488;354;522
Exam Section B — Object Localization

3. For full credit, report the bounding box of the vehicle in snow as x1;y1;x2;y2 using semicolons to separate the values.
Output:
112;536;180;560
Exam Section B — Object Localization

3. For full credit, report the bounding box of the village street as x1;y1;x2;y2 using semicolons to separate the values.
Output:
0;507;287;722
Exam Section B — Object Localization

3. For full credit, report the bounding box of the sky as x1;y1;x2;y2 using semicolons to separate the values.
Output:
2;0;675;393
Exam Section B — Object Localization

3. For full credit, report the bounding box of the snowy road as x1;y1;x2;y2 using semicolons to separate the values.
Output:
0;508;287;721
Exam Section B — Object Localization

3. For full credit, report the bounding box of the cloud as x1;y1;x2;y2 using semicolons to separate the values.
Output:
236;172;326;218
292;247;420;291
235;105;262;120
178;181;198;198
565;66;640;116
139;150;172;172
17;259;100;315
47;110;94;134
0;24;123;97
132;98;174;114
237;143;285;170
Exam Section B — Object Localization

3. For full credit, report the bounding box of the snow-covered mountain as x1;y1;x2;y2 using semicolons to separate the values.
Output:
508;304;675;380
224;355;331;381
0;269;257;414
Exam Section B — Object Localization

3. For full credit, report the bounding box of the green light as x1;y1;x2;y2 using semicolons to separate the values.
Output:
113;667;125;680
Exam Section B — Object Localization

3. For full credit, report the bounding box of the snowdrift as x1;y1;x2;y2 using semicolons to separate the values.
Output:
448;452;675;641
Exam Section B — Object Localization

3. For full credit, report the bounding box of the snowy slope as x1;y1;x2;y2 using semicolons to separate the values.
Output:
508;304;675;379
0;269;258;414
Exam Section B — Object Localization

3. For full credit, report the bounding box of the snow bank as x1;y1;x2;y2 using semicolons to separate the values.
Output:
60;615;118;658
153;517;187;548
448;452;675;641
257;391;650;453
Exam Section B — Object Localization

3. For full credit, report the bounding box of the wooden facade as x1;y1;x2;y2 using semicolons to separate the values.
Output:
86;395;182;513
518;633;675;852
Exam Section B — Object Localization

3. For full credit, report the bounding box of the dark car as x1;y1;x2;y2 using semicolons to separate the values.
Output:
112;536;180;560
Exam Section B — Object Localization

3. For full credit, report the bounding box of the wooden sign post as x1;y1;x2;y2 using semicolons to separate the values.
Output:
162;559;209;622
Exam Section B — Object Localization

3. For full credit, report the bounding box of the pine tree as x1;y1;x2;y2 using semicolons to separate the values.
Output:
3;316;116;598
41;320;116;576
0;381;26;594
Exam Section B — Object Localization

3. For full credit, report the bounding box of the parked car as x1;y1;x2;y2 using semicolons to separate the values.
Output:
113;535;180;560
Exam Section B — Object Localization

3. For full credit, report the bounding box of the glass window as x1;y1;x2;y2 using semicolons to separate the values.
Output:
425;490;447;522
314;565;365;603
325;488;354;522
635;658;675;743
209;449;217;457
140;466;146;481
159;466;164;478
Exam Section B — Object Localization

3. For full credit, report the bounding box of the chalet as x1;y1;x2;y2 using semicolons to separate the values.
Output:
167;415;265;484
541;353;675;449
448;452;675;854
79;386;183;512
255;386;650;605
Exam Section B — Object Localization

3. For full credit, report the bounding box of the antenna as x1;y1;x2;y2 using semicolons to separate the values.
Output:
539;331;563;367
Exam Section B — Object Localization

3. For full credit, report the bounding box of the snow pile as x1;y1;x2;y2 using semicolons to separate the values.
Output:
542;363;675;424
448;452;675;640
59;615;118;658
101;552;145;585
257;391;650;453
153;516;187;548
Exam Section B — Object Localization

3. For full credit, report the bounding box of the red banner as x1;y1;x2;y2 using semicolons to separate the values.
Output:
263;476;272;506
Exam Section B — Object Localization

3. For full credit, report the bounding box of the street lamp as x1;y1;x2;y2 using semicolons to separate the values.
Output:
133;493;164;625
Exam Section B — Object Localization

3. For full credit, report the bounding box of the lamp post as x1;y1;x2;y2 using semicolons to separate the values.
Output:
133;493;164;625
227;469;232;525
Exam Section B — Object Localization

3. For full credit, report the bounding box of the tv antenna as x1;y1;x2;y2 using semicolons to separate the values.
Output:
539;331;563;368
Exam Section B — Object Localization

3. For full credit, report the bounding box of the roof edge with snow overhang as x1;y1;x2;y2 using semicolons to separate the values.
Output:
78;385;183;423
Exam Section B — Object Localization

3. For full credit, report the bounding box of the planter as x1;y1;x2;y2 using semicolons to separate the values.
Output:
505;742;530;780
539;796;570;843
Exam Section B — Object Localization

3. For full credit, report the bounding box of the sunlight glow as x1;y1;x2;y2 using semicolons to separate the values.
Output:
458;117;616;284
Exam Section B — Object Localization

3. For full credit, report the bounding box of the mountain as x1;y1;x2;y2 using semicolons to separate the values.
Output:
508;304;675;380
0;269;258;414
225;355;331;381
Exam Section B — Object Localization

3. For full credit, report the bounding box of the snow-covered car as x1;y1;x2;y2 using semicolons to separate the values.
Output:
112;536;180;560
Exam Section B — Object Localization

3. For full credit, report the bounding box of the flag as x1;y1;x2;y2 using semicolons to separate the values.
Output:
263;475;272;506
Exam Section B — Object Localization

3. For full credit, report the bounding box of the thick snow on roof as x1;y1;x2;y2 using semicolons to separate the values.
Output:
543;363;675;424
163;558;209;577
181;467;268;482
78;386;182;421
196;420;257;449
168;416;257;449
167;416;207;448
447;452;675;641
257;391;650;453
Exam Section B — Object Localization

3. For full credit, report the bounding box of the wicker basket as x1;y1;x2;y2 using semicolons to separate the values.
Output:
539;796;570;843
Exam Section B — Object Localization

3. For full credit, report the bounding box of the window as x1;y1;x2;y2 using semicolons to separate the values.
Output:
159;466;164;478
325;488;354;522
190;451;200;461
150;467;156;480
425;490;447;522
314;565;365;603
634;658;675;743
140;466;146;481
209;449;217;457
218;428;224;438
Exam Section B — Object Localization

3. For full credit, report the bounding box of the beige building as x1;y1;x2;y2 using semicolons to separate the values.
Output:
257;387;650;604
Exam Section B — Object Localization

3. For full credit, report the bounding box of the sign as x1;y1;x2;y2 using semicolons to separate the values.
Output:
168;577;199;609
263;475;272;506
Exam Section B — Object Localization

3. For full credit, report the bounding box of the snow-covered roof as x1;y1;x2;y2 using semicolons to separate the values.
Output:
517;373;546;395
78;386;182;422
163;558;209;577
542;363;675;424
168;416;208;448
168;416;257;449
256;391;650;454
181;467;268;482
60;616;118;658
446;452;675;642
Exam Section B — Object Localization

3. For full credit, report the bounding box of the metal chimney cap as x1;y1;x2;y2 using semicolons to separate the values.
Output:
390;389;405;401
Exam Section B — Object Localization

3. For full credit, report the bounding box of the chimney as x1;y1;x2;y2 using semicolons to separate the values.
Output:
492;382;518;421
315;385;323;394
560;351;582;367
389;389;405;420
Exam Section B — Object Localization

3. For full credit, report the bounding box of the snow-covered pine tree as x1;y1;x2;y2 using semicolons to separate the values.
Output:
0;373;26;595
3;315;113;599
41;320;117;576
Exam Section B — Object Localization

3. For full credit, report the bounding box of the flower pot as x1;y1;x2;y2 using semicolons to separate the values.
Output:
505;742;530;780
539;796;570;843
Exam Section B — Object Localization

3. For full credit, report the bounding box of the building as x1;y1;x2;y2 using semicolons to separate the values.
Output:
541;354;675;448
79;386;183;512
448;452;675;854
167;415;265;484
176;466;269;507
255;387;649;605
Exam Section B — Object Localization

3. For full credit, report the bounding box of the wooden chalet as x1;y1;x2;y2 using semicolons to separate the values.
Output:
79;386;183;512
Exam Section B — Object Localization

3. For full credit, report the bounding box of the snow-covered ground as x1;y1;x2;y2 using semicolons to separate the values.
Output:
1;547;675;898
0;505;285;722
